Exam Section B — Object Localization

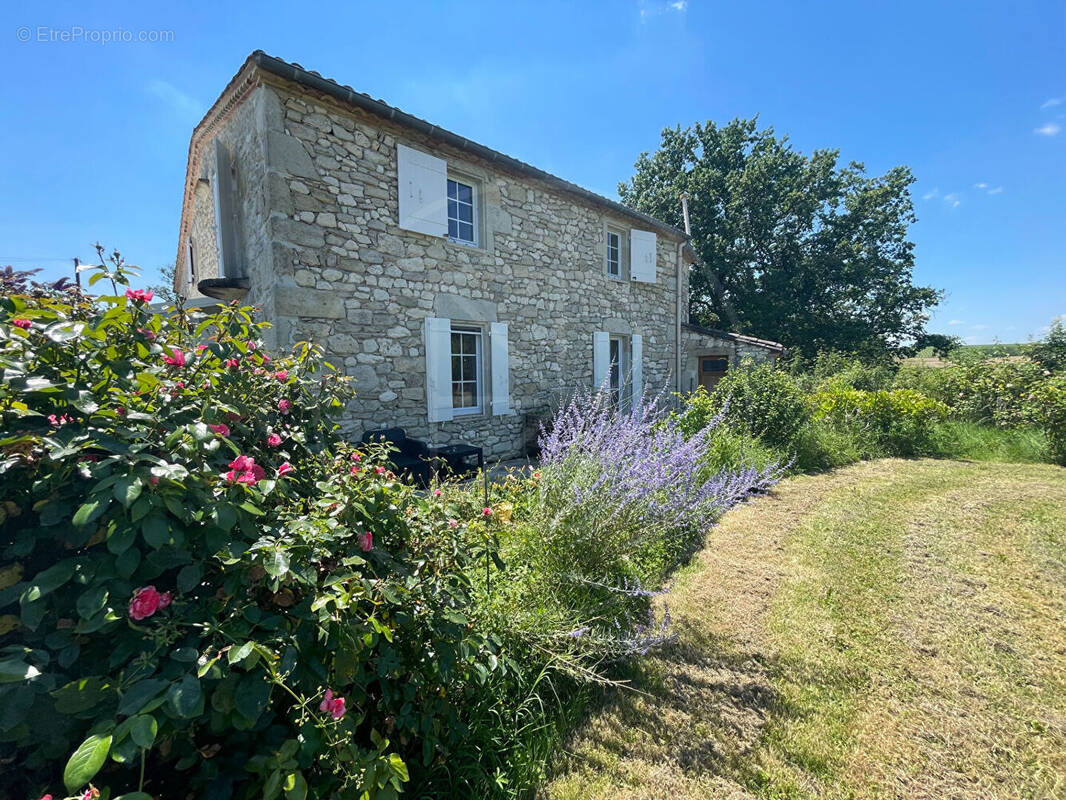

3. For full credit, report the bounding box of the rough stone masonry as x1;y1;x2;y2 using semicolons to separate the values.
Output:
176;53;782;460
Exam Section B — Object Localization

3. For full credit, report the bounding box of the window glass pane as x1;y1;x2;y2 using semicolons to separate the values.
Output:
463;355;477;378
452;355;463;381
453;385;464;407
447;219;458;239
447;180;457;200
459;222;473;241
459;203;473;224
448;199;458;218
457;183;472;203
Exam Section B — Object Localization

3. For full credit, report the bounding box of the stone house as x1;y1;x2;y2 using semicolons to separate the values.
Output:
175;52;783;459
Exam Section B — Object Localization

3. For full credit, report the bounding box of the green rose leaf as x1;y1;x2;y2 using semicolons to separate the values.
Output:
113;475;143;508
117;678;169;717
52;676;110;714
0;655;41;683
166;673;203;718
234;673;271;722
141;514;170;548
63;732;112;792
228;641;255;666
72;498;109;528
263;549;290;578
129;714;158;749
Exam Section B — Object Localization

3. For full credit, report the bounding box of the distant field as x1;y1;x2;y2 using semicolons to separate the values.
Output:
545;459;1066;800
912;342;1033;359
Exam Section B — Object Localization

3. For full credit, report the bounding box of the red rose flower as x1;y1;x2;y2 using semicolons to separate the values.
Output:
129;586;169;620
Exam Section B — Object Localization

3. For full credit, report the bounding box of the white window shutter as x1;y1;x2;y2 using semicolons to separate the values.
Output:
397;143;447;237
593;331;610;390
424;317;454;422
629;229;657;283
631;333;643;410
490;322;511;416
212;139;239;278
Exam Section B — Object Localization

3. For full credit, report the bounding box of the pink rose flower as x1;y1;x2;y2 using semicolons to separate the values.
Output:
129;586;169;620
245;341;256;350
374;466;386;475
36;794;53;800
162;348;187;367
225;455;266;485
483;507;493;516
125;288;154;303
349;465;361;475
196;344;208;352
12;318;31;329
137;328;156;340
229;455;255;472
225;358;240;369
274;370;288;381
267;433;282;447
261;354;271;363
359;530;373;551
448;519;459;528
208;423;230;437
351;452;361;462
47;413;73;427
278;399;292;414
319;688;346;719
277;462;294;477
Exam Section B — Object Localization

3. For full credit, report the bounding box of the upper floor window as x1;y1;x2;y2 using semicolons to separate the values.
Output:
450;324;483;414
606;230;622;278
448;179;477;246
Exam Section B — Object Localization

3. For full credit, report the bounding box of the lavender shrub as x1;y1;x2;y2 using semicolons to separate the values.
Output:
509;387;784;667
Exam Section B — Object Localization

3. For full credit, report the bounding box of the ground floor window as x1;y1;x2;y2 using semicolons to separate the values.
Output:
450;324;483;414
609;335;631;407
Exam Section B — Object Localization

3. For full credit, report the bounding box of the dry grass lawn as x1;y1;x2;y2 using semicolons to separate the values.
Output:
543;459;1066;800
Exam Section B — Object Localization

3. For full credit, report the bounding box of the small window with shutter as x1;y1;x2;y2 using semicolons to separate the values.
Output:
629;229;657;283
398;143;448;237
606;229;622;278
447;178;478;246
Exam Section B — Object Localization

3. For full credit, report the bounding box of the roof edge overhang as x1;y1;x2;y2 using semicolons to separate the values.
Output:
683;321;786;353
175;51;689;279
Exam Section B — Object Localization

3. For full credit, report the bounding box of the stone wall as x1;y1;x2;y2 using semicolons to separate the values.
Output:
182;77;691;459
681;325;782;394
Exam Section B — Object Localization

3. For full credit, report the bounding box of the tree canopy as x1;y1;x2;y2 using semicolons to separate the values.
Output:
619;118;942;358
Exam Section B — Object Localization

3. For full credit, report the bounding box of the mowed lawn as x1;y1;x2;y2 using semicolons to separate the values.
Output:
544;460;1066;800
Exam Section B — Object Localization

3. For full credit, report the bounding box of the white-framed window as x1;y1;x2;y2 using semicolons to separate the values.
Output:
450;324;483;414
606;229;621;278
447;178;477;245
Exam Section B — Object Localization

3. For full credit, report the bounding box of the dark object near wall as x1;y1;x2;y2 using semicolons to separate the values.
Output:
360;427;432;485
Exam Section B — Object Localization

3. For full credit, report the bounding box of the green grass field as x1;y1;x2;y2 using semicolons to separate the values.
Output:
544;460;1066;799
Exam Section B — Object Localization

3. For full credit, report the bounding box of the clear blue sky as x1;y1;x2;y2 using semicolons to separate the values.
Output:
2;0;1063;343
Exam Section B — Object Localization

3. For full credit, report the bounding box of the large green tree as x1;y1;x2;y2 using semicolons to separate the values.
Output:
619;118;942;358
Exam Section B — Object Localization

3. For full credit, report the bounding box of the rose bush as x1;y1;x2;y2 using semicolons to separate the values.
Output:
0;259;502;800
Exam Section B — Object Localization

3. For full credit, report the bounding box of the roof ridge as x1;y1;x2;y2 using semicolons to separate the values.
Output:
248;51;688;239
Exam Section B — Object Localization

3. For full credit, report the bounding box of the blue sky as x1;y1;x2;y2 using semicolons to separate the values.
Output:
2;0;1063;343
